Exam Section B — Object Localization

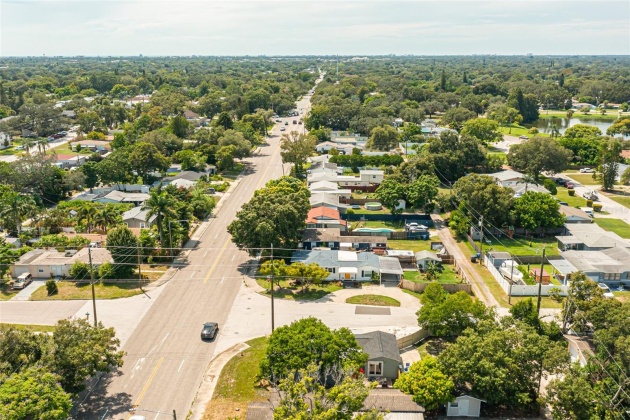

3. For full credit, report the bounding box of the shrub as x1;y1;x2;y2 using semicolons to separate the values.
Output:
593;203;603;211
542;179;557;195
346;209;355;215
45;280;58;296
69;261;90;279
98;262;117;279
568;189;575;196
528;127;539;134
586;199;593;207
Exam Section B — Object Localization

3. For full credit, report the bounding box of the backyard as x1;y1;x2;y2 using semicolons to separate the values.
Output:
387;239;434;253
29;281;145;300
255;278;343;301
593;218;630;239
403;266;461;284
202;336;269;420
352;220;404;231
478;235;560;257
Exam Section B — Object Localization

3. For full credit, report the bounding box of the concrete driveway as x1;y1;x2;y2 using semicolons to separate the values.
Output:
560;174;630;224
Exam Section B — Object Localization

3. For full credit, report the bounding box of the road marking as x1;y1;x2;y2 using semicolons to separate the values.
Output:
220;276;225;284
190;271;195;279
203;238;230;284
204;250;209;257
131;357;164;417
231;255;235;261
214;233;219;239
178;360;185;372
154;414;160;420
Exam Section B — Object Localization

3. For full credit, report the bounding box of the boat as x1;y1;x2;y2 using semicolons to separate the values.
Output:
500;260;523;282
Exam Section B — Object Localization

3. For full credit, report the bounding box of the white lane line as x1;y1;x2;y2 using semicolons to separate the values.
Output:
178;360;185;372
220;276;225;284
154;413;160;420
190;271;195;279
204;250;209;257
232;255;235;261
214;233;219;239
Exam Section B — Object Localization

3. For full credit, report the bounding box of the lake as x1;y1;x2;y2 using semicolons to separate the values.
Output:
533;116;621;136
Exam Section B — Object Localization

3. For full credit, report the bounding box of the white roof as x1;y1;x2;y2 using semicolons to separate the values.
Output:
490;169;524;181
338;251;358;262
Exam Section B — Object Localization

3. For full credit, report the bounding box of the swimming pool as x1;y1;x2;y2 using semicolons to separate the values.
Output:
353;228;395;233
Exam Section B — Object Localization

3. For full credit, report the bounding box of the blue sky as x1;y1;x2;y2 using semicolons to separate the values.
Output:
1;1;629;56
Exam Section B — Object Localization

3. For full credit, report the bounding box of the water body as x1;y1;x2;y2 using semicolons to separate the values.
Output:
534;116;618;136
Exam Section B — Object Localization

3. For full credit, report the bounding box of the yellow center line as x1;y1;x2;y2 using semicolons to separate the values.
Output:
129;356;164;418
204;238;231;283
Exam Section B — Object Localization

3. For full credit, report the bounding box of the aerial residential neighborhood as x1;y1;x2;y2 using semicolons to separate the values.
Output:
0;2;629;420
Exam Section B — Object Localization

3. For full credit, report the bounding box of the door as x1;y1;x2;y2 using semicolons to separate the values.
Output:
345;273;351;280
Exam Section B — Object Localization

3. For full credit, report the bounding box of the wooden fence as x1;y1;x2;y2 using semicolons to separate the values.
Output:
396;328;429;350
400;279;472;295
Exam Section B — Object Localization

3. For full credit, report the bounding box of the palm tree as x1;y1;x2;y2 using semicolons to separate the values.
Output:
0;191;37;236
94;205;120;233
518;174;539;193
142;186;177;244
77;204;100;233
549;123;560;139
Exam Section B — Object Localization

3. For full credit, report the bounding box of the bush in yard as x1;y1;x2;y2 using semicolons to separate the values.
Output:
593;203;602;211
586;199;593;207
46;280;58;296
568;189;575;196
395;356;454;410
542;179;557;195
69;261;90;280
98;262;117;280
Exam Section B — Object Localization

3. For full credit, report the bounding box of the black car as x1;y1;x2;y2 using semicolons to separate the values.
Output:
200;322;219;340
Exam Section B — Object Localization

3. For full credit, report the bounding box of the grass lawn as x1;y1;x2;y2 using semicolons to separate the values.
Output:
539;112;620;121
0;147;18;156
202;337;269;420
388;239;434;252
403;267;462;284
30;281;145;300
346;294;401;307
352;207;391;215
600;191;630;209
593;218;630;239
401;288;423;300
353;220;405;231
481;236;560;256
455;239;561;309
0;323;57;333
46;143;92;156
498;124;549;138
556;188;588;208
614;290;630;303
566;173;601;186
220;163;245;180
255;279;342;301
0;284;19;301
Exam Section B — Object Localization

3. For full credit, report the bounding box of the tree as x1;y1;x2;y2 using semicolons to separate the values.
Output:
105;225;138;278
280;131;316;177
423;132;487;182
488;104;522;133
507;136;572;181
564;124;602;139
96;146;134;186
172;149;207;172
440;107;476;131
452;174;514;228
598;139;623;191
375;176;407;215
228;177;310;256
286;262;329;290
216;144;237;171
417;283;492;337
544;365;600;420
511;192;565;233
80;161;99;193
273;363;379;420
259;317;367;384
0;367;72;420
394;356;454;410
169;115;191;138
621;165;630;185
406;174;439;211
94;205;121;233
129;142;170;184
0;189;37;236
143;186;177;245
77;203;100;233
218;130;251;159
461;118;501;143
366;125;398;151
439;319;568;408
49;318;125;393
215;111;233;130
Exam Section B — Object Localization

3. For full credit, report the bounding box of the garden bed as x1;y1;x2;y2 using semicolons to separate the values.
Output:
345;294;401;307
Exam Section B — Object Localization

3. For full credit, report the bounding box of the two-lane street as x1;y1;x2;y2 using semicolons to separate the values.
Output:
76;85;319;419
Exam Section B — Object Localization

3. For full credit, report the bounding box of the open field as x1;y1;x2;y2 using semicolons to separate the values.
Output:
479;235;560;256
346;294;401;307
202;337;269;420
29;281;145;300
539;112;621;121
352;220;404;231
593;218;630;238
387;239;434;253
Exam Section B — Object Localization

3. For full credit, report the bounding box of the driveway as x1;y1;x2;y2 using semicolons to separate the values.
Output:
560;174;630;224
493;134;526;153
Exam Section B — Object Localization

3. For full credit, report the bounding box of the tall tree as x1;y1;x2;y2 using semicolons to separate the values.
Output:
507;136;572;181
280;131;316;177
597;139;623;191
0;189;37;236
511;191;565;233
129;142;170;184
366;125;398;151
394;356;454;410
142;186;177;244
105;225;138;278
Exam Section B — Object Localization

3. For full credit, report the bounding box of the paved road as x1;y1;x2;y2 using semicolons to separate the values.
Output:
0;128;79;163
560;173;630;224
76;80;321;419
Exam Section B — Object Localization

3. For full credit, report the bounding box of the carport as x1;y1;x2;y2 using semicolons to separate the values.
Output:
379;257;404;285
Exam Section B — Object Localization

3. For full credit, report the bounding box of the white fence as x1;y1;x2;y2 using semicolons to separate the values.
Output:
484;255;568;297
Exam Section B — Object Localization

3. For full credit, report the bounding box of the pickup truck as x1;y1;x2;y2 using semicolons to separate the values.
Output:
582;190;599;201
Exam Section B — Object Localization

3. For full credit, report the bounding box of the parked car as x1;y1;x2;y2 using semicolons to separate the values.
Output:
298;121;303;125
579;167;594;173
519;135;528;139
280;127;286;131
275;119;282;123
293;120;297;124
582;190;598;200
566;182;574;189
597;283;615;299
554;178;567;186
200;322;219;340
13;273;32;290
14;146;23;150
284;121;289;125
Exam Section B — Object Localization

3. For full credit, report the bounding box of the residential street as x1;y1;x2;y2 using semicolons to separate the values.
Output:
561;173;630;224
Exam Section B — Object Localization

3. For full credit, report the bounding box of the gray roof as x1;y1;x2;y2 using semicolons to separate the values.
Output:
379;256;403;275
560;247;630;273
291;250;380;269
559;223;630;249
100;190;149;203
560;205;592;221
414;251;441;261
122;206;157;223
489;169;524;182
163;170;206;183
361;388;425;413
302;228;387;244
355;331;402;363
509;183;550;195
309;193;348;209
549;258;579;275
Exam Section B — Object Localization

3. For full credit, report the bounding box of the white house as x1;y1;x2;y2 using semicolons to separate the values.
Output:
11;248;112;279
0;132;12;150
291;250;381;282
489;169;525;187
446;395;485;417
95;191;150;206
122;206;156;229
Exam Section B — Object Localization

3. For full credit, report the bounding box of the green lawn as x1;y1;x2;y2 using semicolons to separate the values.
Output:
388;239;434;252
30;281;145;300
614;290;630;303
555;188;588;208
0;284;19;301
403;267;462;284
46;143;92;156
566;173;601;186
593;218;630;239
255;278;342;301
220;162;245;180
601;192;630;209
539;112;620;121
0;323;57;333
346;294;401;307
481;235;560;256
352;220;405;231
203;336;269;419
352;207;391;215
497;124;549;138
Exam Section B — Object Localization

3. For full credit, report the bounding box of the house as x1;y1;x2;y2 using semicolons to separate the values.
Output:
510;183;550;197
72;140;111;153
572;102;596;110
355;331;403;382
307;170;385;190
560;205;593;224
4;237;21;248
183;110;199;120
54;154;87;169
315;141;341;154
415;251;442;270
169;179;197;189
489;169;525;187
309;193;348;213
446;395;485;417
0;132;12;150
360;389;425;419
300;228;387;251
306;207;348;232
10;248;112;279
122;206;156;229
559;247;630;287
160;171;207;186
565;335;594;367
309;180;340;193
386;249;415;265
291;250;381;282
379;256;404;283
95;190;150;206
556;223;630;251
393;117;404;128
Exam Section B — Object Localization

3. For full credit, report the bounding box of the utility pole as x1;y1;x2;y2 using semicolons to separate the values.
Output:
87;246;98;326
173;409;177;420
270;243;275;332
478;216;484;266
508;253;514;305
536;247;546;314
137;242;143;282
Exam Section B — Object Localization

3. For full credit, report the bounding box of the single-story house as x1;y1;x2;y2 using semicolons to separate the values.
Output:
489;169;525;187
291;250;380;282
446;395;485;417
386;250;415;264
556;223;630;251
307;170;384;189
72;140;111;152
379;256;404;282
560;205;593;224
54;154;87;169
560;247;630;287
160;170;207;185
122;206;156;229
355;331;403;382
509;183;550;196
309;180;340;192
169;179;197;189
95;190;150;206
315;141;341;154
415;251;442;270
309;193;348;213
10;248;112;279
4;237;21;248
572;102;597;110
300;228;387;251
306;207;348;232
360;389;425;419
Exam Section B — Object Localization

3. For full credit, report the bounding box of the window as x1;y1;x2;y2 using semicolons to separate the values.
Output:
38;269;44;273
140;223;146;229
449;402;459;408
368;362;383;376
327;268;336;274
603;273;621;281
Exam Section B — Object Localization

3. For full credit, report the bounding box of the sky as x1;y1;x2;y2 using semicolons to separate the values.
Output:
1;0;629;56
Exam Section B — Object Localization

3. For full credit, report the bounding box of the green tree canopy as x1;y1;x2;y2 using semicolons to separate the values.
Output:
366;125;399;151
394;356;454;410
461;118;502;143
280;131;316;177
507;136;572;180
511;191;565;232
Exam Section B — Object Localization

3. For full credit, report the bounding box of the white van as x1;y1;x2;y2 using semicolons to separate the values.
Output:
13;273;33;289
580;207;594;218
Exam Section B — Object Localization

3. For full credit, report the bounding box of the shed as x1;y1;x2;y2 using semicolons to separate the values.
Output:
414;251;441;270
530;267;550;285
446;395;485;417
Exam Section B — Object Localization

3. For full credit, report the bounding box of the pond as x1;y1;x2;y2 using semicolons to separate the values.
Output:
533;116;627;138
